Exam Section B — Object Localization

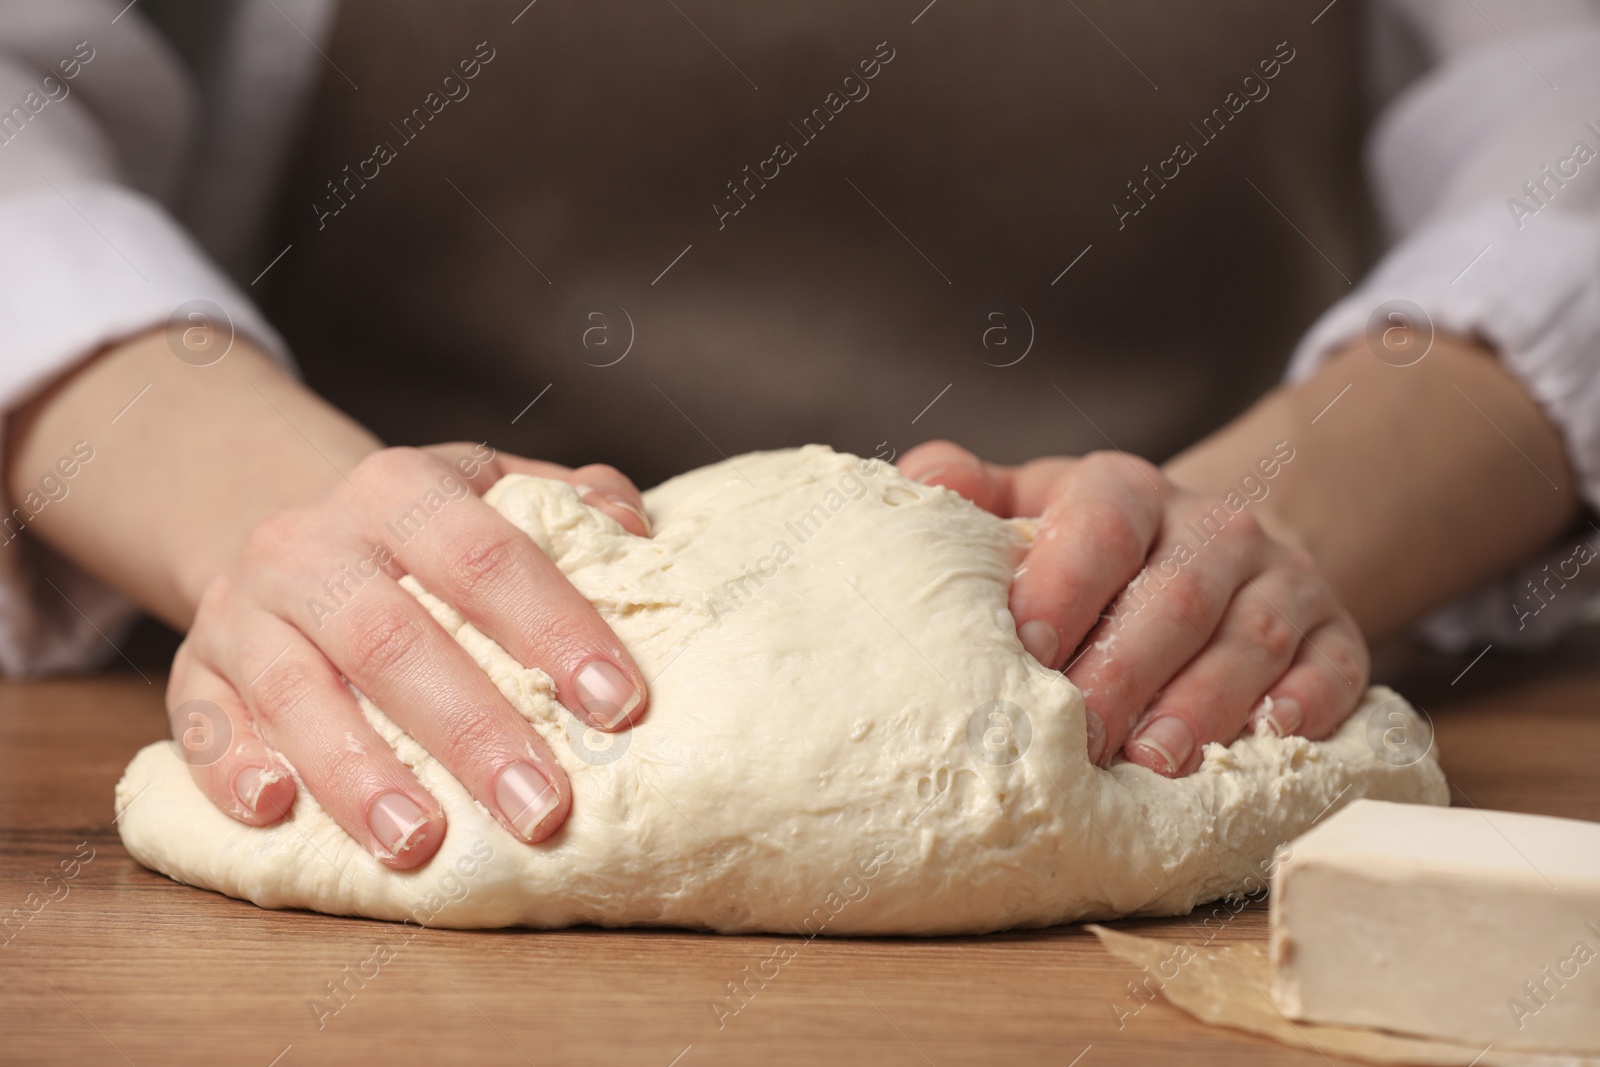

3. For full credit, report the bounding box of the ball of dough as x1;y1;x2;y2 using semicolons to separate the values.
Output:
115;446;1447;933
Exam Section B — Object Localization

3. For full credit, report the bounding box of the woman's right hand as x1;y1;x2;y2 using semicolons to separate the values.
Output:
166;442;652;869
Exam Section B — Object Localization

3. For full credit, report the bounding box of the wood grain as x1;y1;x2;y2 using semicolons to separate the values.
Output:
1;646;1596;1067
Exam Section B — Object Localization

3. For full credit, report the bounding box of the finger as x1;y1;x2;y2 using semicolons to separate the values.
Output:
898;444;1090;520
420;441;529;495
1253;614;1368;741
167;643;296;826
198;608;448;868
1009;452;1166;672
422;444;652;538
1066;505;1266;766
344;448;649;731
275;567;574;844
897;440;1010;511
997;456;1082;518
564;462;651;537
1123;567;1332;776
485;453;650;536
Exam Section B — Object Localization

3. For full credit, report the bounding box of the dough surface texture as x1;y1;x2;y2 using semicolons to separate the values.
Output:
116;446;1448;933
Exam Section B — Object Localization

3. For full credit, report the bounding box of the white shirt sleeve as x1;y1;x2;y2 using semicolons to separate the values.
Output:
0;0;295;677
1288;0;1600;651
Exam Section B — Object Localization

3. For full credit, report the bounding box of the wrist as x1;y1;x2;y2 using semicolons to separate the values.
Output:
1166;332;1578;639
9;328;381;627
165;373;383;617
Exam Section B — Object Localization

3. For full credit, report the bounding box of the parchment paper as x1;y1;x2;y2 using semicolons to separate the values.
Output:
1088;925;1600;1067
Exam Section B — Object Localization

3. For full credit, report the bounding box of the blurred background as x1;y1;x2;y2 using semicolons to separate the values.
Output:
108;0;1596;664
247;0;1378;482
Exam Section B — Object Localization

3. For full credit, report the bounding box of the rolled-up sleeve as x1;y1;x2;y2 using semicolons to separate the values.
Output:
1288;1;1600;650
0;0;290;676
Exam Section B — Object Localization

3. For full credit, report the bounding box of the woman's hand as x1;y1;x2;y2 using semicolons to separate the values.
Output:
899;441;1368;777
168;442;652;867
6;330;654;869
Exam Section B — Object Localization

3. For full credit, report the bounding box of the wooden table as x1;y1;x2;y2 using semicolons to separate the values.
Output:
3;637;1597;1067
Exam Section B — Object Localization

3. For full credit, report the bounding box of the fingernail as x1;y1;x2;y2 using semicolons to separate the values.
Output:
1251;696;1303;738
1085;709;1108;765
612;497;652;535
370;792;432;855
233;767;273;809
233;766;290;816
235;766;267;810
496;763;558;839
1018;619;1060;668
913;466;949;486
574;660;643;728
579;485;651;535
1132;716;1195;777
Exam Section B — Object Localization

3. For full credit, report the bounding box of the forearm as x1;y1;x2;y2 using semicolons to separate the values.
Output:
5;330;381;627
1164;335;1580;642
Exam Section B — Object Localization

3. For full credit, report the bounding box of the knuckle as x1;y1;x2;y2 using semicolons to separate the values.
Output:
1094;673;1135;714
1302;672;1348;719
1078;450;1121;480
1072;654;1135;714
250;660;322;727
1296;580;1335;622
351;446;430;490
1080;449;1117;467
537;637;592;676
438;708;502;765
1229;507;1265;542
1087;450;1159;488
444;532;521;597
1164;576;1215;633
914;438;963;457
906;439;974;471
519;603;592;665
1124;454;1163;488
573;463;625;485
1209;505;1262;547
317;744;376;799
1071;498;1141;556
1024;457;1074;500
241;509;308;566
342;603;427;677
1239;602;1297;662
192;574;235;622
1283;543;1318;574
1324;640;1369;687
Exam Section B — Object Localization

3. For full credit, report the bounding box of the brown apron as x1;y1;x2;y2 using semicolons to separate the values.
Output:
261;0;1374;489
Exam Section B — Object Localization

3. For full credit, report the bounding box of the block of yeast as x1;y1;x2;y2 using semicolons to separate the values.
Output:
1270;799;1600;1052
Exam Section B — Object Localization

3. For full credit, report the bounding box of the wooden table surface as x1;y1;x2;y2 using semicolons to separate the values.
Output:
2;636;1597;1067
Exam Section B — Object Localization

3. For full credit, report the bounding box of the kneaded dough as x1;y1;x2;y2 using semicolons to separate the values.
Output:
116;446;1447;934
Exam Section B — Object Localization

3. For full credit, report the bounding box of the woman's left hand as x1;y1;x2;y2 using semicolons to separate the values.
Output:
898;441;1369;777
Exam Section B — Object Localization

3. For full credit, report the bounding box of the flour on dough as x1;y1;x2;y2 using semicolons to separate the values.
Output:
115;446;1447;933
